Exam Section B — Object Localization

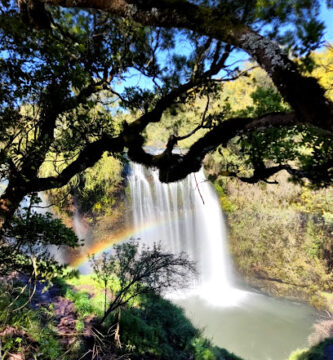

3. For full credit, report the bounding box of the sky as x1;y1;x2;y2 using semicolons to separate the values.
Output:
119;3;333;93
320;3;333;44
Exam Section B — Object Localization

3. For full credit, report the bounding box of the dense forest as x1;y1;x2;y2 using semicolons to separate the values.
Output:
1;0;333;359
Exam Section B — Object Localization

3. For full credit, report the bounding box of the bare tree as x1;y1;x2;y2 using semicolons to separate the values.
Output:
89;240;196;325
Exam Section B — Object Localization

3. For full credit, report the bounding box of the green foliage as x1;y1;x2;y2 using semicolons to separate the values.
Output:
65;288;96;317
8;197;79;247
113;294;241;360
230;85;303;179
305;220;324;258
240;86;290;118
215;54;333;186
57;275;104;318
76;154;124;215
308;294;328;310
43;153;125;217
1;194;80;278
75;318;84;332
191;337;242;360
0;283;62;360
288;338;333;360
89;251;115;316
311;46;333;100
289;349;309;360
213;181;237;213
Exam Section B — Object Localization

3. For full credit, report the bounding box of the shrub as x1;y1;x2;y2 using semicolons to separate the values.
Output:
288;338;333;360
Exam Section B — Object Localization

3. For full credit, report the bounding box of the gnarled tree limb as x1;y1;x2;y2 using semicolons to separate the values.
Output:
21;0;333;131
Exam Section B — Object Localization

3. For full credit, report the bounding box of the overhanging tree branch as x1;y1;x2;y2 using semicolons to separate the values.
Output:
32;111;302;193
127;112;302;183
2;0;333;234
22;0;333;132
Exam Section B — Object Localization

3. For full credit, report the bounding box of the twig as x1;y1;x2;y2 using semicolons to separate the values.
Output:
12;257;38;312
78;349;92;360
193;173;205;205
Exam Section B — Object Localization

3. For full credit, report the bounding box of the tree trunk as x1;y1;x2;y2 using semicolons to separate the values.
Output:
0;181;27;235
236;28;333;132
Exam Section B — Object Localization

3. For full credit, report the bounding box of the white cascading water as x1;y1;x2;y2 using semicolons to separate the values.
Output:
128;163;247;306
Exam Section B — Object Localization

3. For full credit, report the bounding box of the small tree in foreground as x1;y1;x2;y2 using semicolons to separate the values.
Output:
89;240;196;325
1;193;80;279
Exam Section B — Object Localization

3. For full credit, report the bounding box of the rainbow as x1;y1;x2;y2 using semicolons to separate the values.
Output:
69;213;187;268
70;226;137;268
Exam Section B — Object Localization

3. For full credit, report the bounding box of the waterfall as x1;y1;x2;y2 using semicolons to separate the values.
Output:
128;163;247;306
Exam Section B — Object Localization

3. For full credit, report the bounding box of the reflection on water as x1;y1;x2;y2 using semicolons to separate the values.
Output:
173;292;317;360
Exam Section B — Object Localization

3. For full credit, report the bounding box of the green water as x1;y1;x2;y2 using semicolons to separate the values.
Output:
173;291;318;360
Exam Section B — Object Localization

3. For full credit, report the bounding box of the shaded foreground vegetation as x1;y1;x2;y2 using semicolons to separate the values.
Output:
0;271;242;360
288;339;333;360
1;271;332;359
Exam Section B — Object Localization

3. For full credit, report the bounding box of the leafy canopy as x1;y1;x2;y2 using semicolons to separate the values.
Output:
0;0;333;234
